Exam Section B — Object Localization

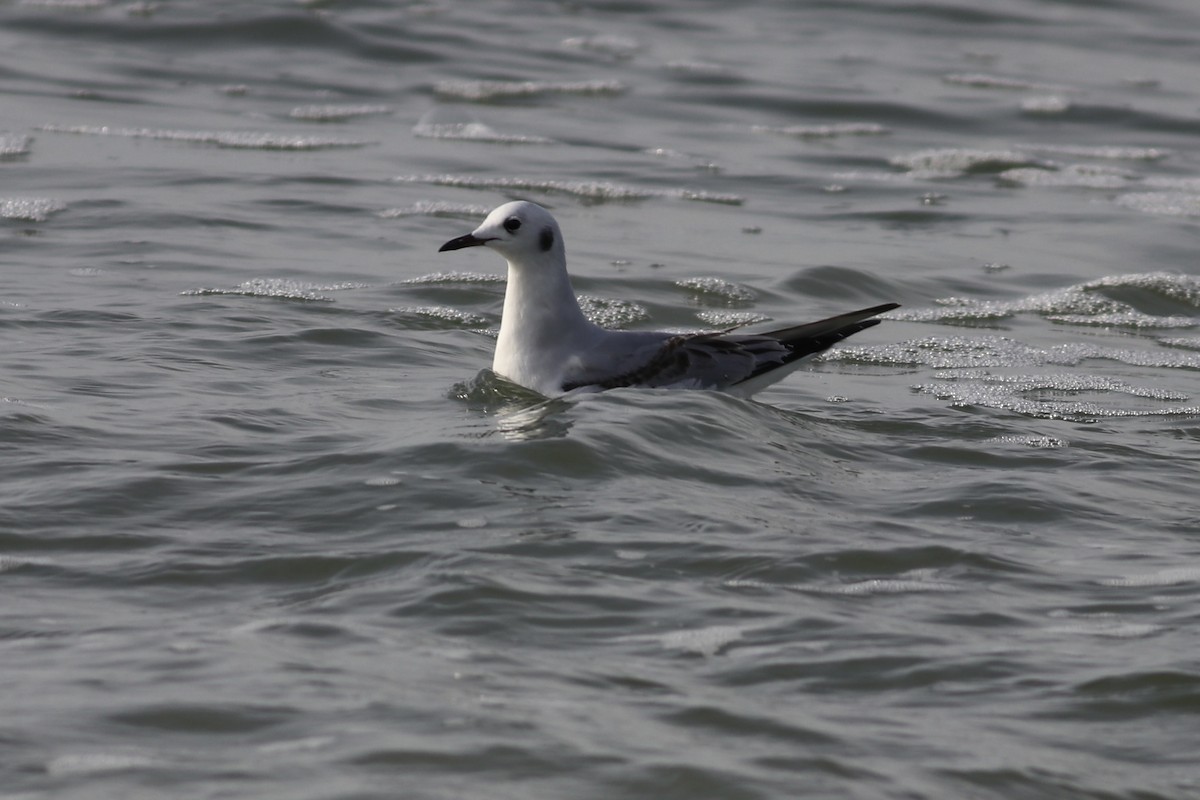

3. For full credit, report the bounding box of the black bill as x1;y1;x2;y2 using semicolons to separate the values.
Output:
438;233;491;252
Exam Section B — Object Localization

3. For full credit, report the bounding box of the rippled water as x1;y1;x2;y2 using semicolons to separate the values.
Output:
3;1;1199;798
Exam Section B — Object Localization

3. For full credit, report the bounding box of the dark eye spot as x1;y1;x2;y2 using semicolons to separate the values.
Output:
540;226;555;252
503;217;521;233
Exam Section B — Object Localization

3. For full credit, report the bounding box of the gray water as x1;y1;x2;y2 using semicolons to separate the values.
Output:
3;1;1200;798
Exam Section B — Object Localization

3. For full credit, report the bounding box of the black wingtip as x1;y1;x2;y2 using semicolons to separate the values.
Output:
764;302;899;340
858;302;901;316
753;302;901;370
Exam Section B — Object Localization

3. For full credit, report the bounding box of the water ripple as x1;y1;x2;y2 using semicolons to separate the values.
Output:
378;201;493;219
39;124;370;150
752;122;890;139
942;72;1074;92
394;174;744;205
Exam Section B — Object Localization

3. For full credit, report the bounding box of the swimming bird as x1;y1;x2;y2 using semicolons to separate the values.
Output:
439;201;898;397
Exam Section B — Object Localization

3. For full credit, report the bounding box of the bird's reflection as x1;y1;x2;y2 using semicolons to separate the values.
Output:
493;397;573;440
450;370;574;440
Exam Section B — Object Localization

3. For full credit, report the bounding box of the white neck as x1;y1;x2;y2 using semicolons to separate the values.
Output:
493;253;594;392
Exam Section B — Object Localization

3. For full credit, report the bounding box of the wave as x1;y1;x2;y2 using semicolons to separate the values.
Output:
884;272;1200;327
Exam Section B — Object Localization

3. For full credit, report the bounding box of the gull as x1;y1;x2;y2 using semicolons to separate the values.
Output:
439;201;898;397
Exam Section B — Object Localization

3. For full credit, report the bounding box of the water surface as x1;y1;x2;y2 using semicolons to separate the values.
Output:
3;1;1199;798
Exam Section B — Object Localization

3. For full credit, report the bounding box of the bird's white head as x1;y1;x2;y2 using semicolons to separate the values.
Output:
438;201;563;269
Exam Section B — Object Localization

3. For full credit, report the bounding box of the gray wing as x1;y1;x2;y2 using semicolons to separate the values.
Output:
561;303;899;392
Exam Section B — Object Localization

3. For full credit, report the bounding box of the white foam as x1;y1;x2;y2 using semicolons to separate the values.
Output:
433;79;626;101
389;306;491;326
1086;271;1200;304
400;271;505;286
928;372;1190;401
1018;143;1169;161
1044;618;1165;638
288;104;392;121
912;372;1199;419
696;310;771;328
183;279;366;301
1020;95;1072;114
829;170;930;184
39;124;368;150
942;73;1074;92
828;310;1200;418
831;335;1200;373
395;173;743;204
675;277;756;303
659;625;744;656
890;148;1049;176
577;295;649;328
1159;336;1200;350
723;578;797;590
1144;176;1200;191
0;554;46;572
0;197;65;222
0;134;32;157
257;736;336;755
364;476;402;487
47;752;160;776
561;34;640;60
883;271;1200;327
412;120;554;145
985;434;1069;449
20;0;108;7
378;201;493;219
817;577;959;596
752;122;889;139
1114;191;1200;217
1048;311;1197;329
726;570;957;596
999;164;1134;189
1100;567;1200;587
